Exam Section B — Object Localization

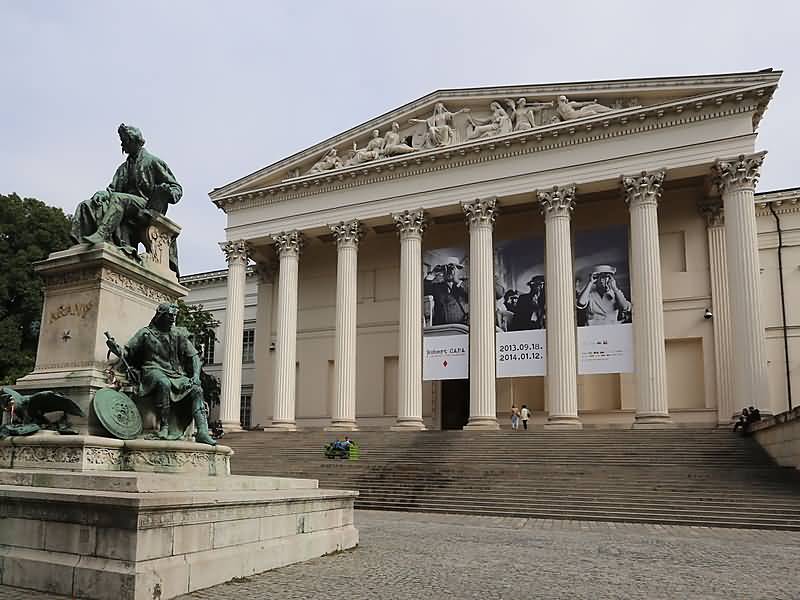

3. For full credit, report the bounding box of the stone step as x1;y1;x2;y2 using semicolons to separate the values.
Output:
224;429;800;529
351;502;800;531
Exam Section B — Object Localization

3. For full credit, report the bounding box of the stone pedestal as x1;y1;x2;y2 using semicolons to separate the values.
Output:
14;238;186;434
0;436;358;600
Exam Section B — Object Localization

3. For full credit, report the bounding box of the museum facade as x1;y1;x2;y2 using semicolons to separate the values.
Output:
187;69;798;431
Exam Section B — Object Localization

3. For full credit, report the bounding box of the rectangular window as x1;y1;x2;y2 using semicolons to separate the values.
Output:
242;329;255;363
240;393;252;429
202;332;216;365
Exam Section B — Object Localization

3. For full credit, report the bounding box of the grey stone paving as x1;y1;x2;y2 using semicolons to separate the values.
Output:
1;510;799;599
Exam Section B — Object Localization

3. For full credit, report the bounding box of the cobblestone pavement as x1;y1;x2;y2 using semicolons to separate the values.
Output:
1;510;798;599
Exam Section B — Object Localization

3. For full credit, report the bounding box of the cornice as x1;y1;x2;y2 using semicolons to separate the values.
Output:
213;83;774;214
179;266;256;287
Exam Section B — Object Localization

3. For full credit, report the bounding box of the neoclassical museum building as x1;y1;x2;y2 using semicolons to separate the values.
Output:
184;69;799;432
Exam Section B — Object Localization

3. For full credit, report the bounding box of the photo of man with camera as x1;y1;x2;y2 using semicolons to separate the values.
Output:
576;264;632;326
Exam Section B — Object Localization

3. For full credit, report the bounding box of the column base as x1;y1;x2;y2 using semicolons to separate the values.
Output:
324;421;359;432
220;421;244;433
632;414;674;429
390;419;427;431
463;418;500;430
264;422;297;432
544;416;583;430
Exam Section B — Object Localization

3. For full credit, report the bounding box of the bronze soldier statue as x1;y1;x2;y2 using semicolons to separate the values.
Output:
107;303;216;445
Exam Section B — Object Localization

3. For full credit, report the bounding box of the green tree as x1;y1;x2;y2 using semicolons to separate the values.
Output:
0;193;72;384
175;299;221;408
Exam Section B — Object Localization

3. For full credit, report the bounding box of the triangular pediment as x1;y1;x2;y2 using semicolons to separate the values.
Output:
210;69;780;204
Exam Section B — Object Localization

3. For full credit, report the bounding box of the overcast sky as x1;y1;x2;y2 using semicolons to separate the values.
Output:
2;1;797;275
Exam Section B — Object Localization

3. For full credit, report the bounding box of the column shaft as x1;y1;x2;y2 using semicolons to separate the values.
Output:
538;186;581;428
463;199;499;430
327;221;361;431
716;153;769;414
269;232;302;430
219;240;249;431
624;171;672;427
392;210;426;430
704;210;735;424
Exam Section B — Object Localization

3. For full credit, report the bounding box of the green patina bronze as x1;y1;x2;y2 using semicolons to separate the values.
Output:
105;303;216;445
71;124;183;273
93;388;143;440
0;387;84;438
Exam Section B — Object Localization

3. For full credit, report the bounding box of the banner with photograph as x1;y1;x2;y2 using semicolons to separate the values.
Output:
494;236;547;378
423;246;470;380
574;224;634;374
421;236;547;380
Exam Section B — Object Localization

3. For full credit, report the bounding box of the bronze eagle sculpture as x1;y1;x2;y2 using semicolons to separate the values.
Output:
0;387;84;437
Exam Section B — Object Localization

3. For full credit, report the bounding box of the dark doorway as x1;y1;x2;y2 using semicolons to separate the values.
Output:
441;379;469;430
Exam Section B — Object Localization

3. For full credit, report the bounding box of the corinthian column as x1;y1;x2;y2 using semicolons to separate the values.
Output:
623;170;672;427
699;202;735;424
219;240;249;431
391;210;427;430
462;198;499;430
326;220;362;431
268;231;302;430
537;185;581;429
714;152;769;414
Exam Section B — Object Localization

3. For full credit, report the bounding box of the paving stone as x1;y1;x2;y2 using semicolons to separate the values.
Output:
0;510;798;600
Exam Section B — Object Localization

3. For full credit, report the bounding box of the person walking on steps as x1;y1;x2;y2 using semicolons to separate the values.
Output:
510;404;520;431
520;405;531;430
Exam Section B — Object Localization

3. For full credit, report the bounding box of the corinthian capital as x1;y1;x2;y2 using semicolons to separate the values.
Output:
536;184;576;217
220;240;250;264
698;199;724;228
713;152;767;194
392;209;426;238
622;170;666;208
329;220;363;248
462;197;498;228
271;230;303;257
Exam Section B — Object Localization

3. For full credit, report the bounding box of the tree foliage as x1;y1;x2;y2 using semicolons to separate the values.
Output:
0;193;72;384
175;299;221;407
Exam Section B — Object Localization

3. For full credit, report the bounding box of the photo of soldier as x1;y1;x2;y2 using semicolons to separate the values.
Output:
423;255;469;327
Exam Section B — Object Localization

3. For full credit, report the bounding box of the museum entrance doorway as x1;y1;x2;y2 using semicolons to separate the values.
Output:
441;379;469;429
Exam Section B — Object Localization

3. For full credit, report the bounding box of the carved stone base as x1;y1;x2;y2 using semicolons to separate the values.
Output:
0;468;358;600
0;435;232;476
14;244;187;434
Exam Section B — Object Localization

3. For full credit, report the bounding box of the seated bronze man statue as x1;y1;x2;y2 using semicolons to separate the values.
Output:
71;123;183;272
108;303;215;445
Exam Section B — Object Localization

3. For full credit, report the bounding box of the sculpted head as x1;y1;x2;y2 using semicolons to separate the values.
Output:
118;123;145;155
557;95;568;105
151;303;179;331
392;122;400;132
372;129;380;138
517;98;526;108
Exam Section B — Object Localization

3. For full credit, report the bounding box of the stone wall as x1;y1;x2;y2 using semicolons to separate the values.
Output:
752;406;800;469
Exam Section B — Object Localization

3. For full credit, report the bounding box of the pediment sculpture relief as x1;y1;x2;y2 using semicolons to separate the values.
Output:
296;95;628;178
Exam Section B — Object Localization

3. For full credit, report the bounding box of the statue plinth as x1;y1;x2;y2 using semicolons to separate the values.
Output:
14;219;187;434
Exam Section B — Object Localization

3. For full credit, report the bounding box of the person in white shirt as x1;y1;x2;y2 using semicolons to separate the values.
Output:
519;405;531;430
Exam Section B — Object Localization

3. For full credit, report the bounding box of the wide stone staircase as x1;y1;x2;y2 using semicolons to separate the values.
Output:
222;429;800;530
